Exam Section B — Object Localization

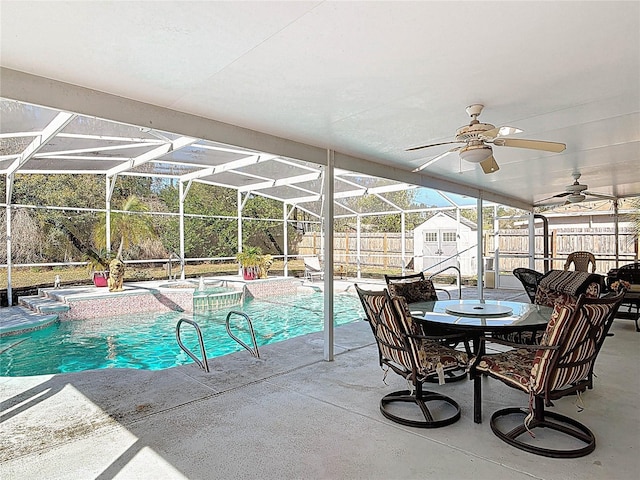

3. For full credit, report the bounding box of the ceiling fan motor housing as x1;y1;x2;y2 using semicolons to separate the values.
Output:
455;122;495;143
567;193;586;203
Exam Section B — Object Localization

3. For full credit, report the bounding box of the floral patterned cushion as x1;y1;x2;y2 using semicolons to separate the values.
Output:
388;279;437;303
474;348;537;393
534;285;576;308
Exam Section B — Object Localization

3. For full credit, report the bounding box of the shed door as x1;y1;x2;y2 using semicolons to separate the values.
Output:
422;229;458;272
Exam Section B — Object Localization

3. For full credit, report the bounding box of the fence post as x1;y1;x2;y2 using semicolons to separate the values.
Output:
551;230;557;270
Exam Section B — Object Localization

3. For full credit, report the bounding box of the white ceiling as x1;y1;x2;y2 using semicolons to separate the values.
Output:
1;1;639;208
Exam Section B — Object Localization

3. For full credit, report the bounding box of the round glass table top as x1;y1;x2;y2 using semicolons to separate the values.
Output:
409;299;553;332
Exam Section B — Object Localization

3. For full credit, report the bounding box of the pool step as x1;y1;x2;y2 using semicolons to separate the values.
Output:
0;305;59;336
18;294;70;315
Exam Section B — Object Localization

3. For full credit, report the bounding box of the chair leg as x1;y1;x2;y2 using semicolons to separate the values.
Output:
489;398;596;458
379;388;461;428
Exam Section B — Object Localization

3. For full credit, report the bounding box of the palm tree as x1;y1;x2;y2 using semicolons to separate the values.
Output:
93;195;157;258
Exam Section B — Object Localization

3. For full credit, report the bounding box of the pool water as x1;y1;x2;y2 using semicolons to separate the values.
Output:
0;292;364;376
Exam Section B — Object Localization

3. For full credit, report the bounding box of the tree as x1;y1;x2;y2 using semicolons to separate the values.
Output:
0;208;43;263
93;195;157;258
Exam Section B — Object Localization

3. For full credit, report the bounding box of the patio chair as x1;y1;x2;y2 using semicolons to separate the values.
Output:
355;285;468;428
498;269;603;345
512;267;545;303
471;292;624;458
564;251;597;273
385;272;467;382
384;272;452;301
303;256;324;281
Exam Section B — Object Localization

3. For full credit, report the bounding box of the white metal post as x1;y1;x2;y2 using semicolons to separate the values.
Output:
5;174;13;306
237;190;243;276
493;205;499;289
477;197;484;301
614;200;619;267
323;151;335;361
356;215;361;279
401;212;406;275
105;176;112;252
528;211;535;269
178;181;186;280
283;203;289;277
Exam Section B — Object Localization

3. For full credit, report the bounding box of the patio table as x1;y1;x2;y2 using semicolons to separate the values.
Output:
409;299;553;423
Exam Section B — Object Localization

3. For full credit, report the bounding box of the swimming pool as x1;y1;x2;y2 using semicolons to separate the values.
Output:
0;292;364;376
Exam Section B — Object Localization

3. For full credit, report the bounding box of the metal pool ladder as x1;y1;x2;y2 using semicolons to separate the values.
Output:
176;318;210;372
225;311;260;359
175;312;260;372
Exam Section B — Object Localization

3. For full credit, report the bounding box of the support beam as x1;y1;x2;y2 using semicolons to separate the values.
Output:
237;191;243;276
323;151;335;362
401;212;406;275
6;111;76;175
5;174;13;306
356;215;361;279
106;136;197;177
237;171;321;193
179;154;275;182
283;203;289;277
528;211;535;270
179;182;186;280
477;197;484;301
106;176;112;251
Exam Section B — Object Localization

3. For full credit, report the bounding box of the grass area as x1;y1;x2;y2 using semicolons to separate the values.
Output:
0;260;473;291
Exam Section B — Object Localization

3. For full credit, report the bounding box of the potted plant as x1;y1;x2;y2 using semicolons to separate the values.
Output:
236;246;264;280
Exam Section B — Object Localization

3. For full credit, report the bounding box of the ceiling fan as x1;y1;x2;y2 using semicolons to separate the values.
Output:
535;173;615;205
408;104;566;174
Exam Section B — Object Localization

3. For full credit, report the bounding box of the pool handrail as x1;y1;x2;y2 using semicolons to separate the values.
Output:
427;265;462;299
225;311;261;359
176;318;210;372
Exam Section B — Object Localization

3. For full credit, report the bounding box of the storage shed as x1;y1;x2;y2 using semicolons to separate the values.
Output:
413;212;477;276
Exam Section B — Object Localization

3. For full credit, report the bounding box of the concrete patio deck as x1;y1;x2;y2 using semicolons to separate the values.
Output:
1;284;638;479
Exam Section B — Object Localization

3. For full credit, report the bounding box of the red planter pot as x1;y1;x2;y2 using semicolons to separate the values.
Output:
93;271;109;287
242;267;258;281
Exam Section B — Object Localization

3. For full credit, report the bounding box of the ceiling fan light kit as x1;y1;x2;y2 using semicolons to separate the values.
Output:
458;144;493;163
408;104;566;174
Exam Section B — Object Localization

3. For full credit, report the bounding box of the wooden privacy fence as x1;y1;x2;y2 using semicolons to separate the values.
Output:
298;228;639;275
486;228;639;274
298;232;412;269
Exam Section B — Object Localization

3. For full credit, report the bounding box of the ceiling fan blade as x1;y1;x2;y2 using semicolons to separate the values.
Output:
479;155;499;174
495;138;566;153
479;126;523;140
406;140;461;152
534;192;570;205
412;147;461;172
583;191;616;199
